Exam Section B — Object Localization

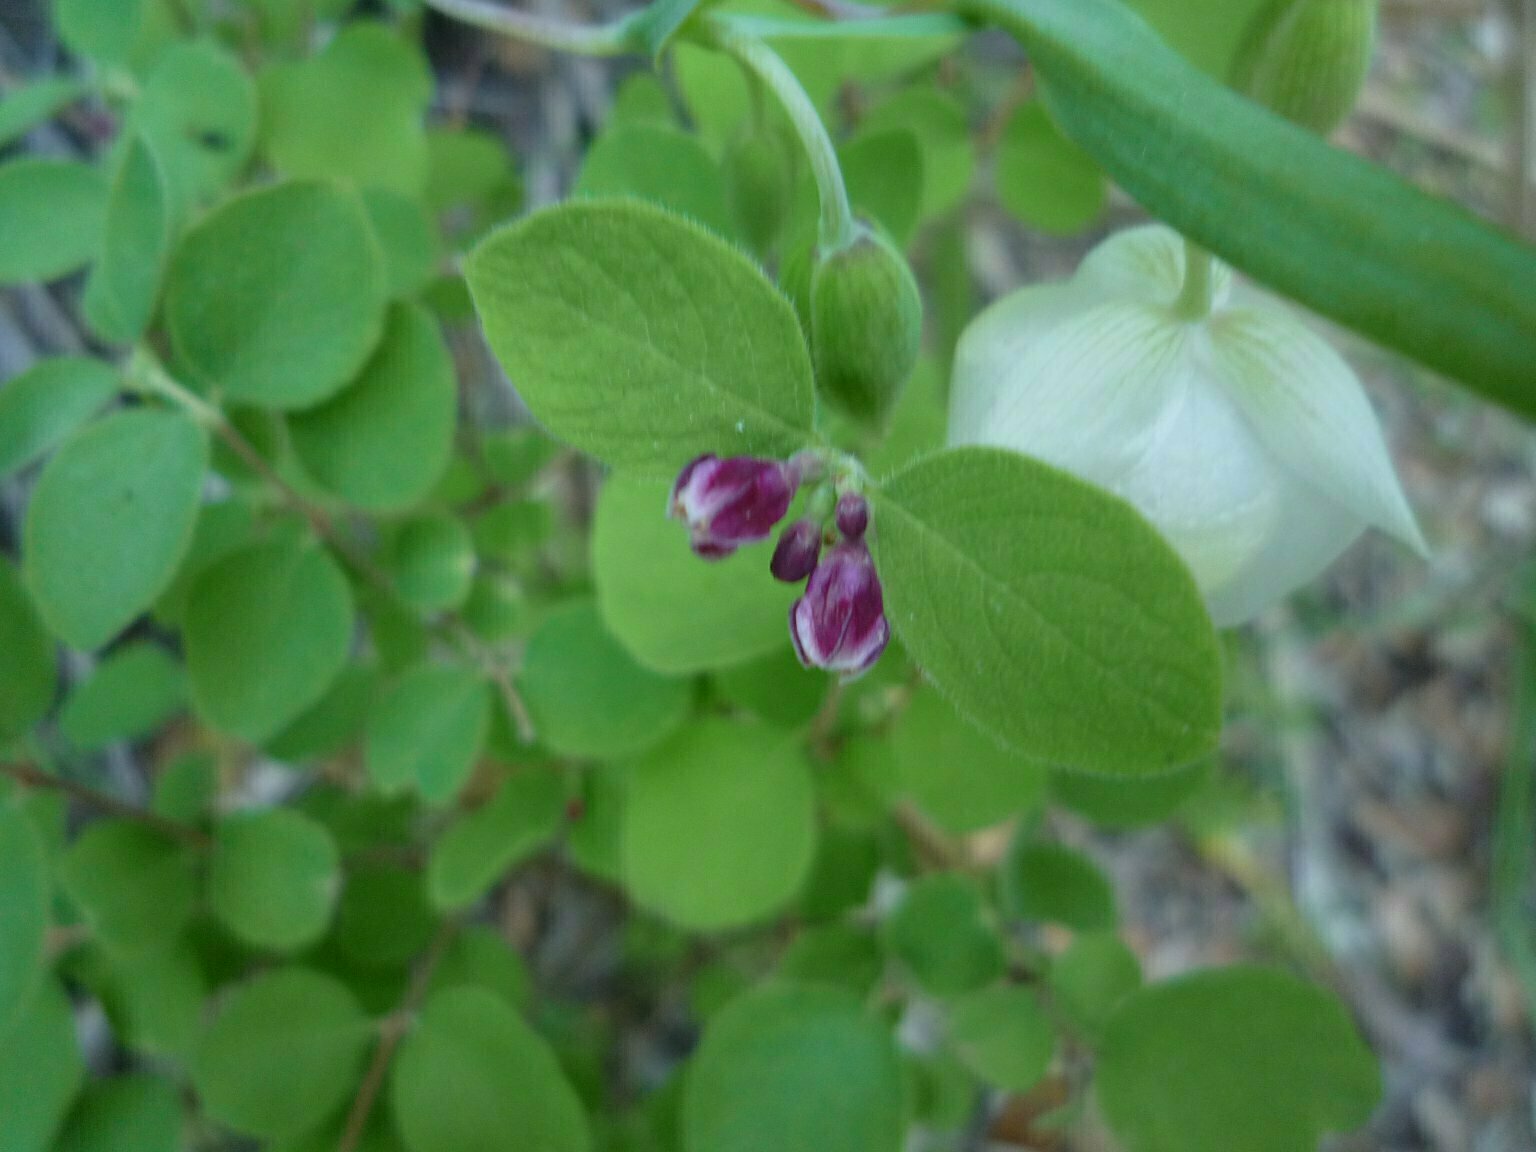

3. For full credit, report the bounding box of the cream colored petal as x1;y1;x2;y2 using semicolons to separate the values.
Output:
1076;224;1233;312
949;296;1189;489
1210;304;1427;555
1202;472;1364;627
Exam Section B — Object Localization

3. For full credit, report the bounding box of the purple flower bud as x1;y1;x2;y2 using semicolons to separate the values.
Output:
771;520;822;583
789;541;890;678
669;454;798;559
835;493;869;540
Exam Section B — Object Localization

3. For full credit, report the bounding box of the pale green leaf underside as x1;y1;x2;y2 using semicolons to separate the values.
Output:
871;447;1222;775
466;199;815;472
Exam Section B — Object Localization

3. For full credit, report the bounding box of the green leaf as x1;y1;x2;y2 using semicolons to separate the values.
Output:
130;42;258;218
264;662;378;764
892;689;1047;834
24;409;206;651
426;926;530;1009
192;968;374;1143
151;753;219;825
622;719;816;931
258;24;432;195
521;600;693;759
966;0;1536;417
995;99;1106;235
0;159;107;285
593;474;797;674
384;513;476;614
363;188;440;298
714;645;826;728
1097;966;1380;1152
0;558;57;741
57;641;186;750
57;821;197;956
208;809;341;951
0;357;117;480
392;987;591;1152
870;447;1222;774
575;125;734;237
1047;931;1141;1036
884;875;1003;997
684;983;903;1152
466;199;816;471
945;986;1054;1091
0;78;88;148
185;539;355;742
55;0;145;64
861;89;973;221
166;180;387;410
1001;840;1116;931
0;978;84;1152
290;303;457;511
81;938;206;1059
780;924;884;996
0;802;49;1032
365;663;490;803
1049;760;1211;827
331;860;438;971
840;128;925;248
1125;0;1271;76
54;1075;181;1152
427;769;566;911
82;136;171;343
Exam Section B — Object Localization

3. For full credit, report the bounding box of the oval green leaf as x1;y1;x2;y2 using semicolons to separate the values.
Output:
25;409;207;651
0;158;107;285
208;809;341;952
1097;966;1380;1152
466;199;815;471
184;539;355;742
0;357;117;480
622;719;816;931
365;663;490;804
0;802;49;1032
870;447;1222;774
684;983;903;1152
166;180;387;410
0;558;57;741
391;987;591;1152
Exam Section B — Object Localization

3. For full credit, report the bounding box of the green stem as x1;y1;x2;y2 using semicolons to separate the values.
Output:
1174;239;1216;320
701;18;856;249
421;0;645;55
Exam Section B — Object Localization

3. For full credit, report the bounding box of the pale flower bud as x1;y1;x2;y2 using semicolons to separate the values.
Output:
949;225;1426;628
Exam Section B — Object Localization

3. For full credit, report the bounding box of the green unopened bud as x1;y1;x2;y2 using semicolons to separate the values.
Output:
1231;0;1377;135
808;221;922;426
724;131;796;257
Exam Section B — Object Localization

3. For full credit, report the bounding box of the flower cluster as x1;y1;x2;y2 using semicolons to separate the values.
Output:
669;455;889;678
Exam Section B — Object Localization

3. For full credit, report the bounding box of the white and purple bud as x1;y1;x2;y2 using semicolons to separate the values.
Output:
669;454;798;559
835;493;869;540
771;520;823;583
789;540;890;679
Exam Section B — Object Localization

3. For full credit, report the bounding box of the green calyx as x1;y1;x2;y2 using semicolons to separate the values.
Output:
808;221;923;427
1231;0;1378;134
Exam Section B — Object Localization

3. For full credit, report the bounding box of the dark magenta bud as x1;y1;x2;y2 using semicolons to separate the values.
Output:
835;493;869;540
669;454;797;559
771;520;823;583
789;540;890;679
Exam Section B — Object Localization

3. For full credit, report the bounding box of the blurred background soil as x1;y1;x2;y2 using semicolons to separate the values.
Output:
2;0;1533;1148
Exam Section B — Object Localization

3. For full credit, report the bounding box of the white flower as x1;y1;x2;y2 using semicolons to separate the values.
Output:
949;225;1425;627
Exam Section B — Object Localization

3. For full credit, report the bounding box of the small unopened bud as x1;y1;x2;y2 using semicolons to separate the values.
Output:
771;520;822;583
789;540;890;679
1231;0;1377;134
834;493;869;540
809;221;923;426
669;454;797;559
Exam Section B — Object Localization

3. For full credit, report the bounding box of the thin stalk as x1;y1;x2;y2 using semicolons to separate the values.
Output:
702;18;856;249
422;0;645;56
0;762;211;850
1174;238;1216;320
